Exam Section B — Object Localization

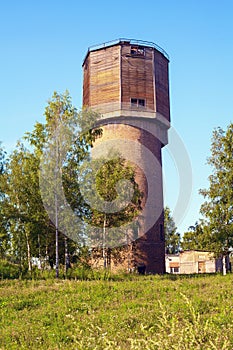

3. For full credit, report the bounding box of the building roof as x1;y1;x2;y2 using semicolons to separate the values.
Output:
82;38;169;65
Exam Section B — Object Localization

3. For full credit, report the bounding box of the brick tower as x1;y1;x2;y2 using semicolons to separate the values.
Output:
82;39;170;273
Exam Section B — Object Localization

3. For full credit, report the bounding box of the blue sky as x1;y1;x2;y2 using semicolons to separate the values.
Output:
1;0;233;234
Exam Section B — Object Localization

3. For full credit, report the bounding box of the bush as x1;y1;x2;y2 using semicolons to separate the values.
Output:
0;260;21;279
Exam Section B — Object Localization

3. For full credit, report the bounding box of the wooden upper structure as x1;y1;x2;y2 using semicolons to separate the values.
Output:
82;39;170;131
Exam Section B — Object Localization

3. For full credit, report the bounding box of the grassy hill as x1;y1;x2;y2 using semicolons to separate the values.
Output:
0;273;232;349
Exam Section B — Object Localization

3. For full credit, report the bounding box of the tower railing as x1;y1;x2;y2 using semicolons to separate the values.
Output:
85;38;169;60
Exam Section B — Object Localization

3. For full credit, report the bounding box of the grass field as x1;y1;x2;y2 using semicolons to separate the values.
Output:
0;273;233;349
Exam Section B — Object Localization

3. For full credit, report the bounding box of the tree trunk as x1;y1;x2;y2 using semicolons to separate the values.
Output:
103;215;107;269
55;225;59;278
222;255;226;275
55;120;59;278
25;229;32;272
55;190;59;278
38;233;41;269
64;235;68;277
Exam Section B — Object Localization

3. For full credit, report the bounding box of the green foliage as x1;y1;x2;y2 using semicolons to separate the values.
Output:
0;275;232;349
0;91;141;275
0;260;21;279
3;142;48;271
0;144;9;259
79;152;143;266
0;91;104;276
181;221;210;251
164;206;180;254
91;153;142;228
199;123;233;255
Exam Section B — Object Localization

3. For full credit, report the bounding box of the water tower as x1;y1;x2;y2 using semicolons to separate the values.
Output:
82;39;170;273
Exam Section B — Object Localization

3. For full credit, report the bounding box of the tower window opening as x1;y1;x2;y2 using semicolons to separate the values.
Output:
130;46;145;56
131;98;137;105
130;98;146;108
138;99;145;107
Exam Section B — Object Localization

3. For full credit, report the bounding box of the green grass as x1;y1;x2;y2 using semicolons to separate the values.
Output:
0;274;233;349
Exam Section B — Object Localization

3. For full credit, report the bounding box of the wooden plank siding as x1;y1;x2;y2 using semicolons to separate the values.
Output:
83;45;120;107
83;41;170;123
154;50;170;122
121;44;155;111
82;55;90;106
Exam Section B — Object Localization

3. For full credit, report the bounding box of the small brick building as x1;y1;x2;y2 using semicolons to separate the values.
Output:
165;250;225;274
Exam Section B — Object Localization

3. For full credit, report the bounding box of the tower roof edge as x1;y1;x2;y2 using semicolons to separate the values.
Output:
82;38;169;66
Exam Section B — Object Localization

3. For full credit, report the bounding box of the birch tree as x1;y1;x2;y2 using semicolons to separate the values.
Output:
199;123;233;272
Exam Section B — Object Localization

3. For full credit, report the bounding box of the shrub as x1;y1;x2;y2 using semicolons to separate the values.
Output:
0;260;21;279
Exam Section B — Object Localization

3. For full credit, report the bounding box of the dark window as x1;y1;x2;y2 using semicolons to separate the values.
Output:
131;98;137;105
138;99;145;107
131;46;145;56
170;267;179;274
130;98;146;108
130;46;138;55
